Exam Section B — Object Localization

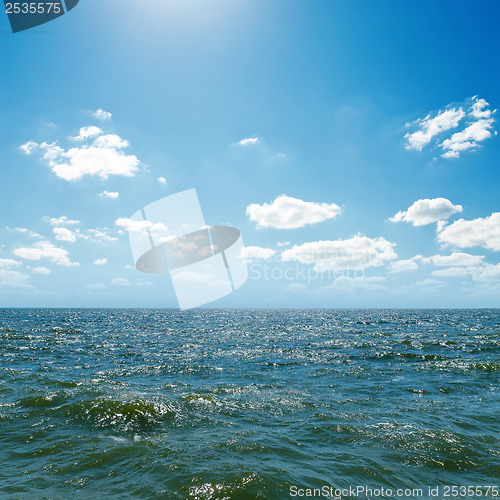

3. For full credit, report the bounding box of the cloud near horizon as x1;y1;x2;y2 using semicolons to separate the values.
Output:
281;235;397;272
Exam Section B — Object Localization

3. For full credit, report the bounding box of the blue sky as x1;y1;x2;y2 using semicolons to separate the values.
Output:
1;0;499;307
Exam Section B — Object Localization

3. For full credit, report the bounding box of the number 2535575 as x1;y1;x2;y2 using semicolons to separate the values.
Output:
5;3;62;14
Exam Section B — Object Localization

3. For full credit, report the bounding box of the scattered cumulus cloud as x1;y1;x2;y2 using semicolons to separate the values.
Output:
437;212;500;251
157;176;167;185
0;269;32;289
32;266;51;275
21;124;140;181
422;252;484;267
390;198;463;226
389;255;423;273
14;241;79;267
92;109;112;120
247;195;342;229
46;216;80;226
115;218;171;242
404;96;496;158
239;246;276;261
93;258;107;265
0;258;21;268
72;126;102;141
238;137;260;146
281;235;397;272
99;190;119;199
432;263;500;283
53;227;77;243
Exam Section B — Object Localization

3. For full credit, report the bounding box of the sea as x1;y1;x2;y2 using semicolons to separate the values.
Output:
0;309;498;499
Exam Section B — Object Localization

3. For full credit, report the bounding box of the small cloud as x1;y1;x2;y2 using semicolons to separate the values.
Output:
422;252;484;267
0;258;22;268
238;137;260;146
247;195;342;230
112;278;130;286
46;216;80;226
71;126;103;141
19;141;37;155
93;258;107;265
32;266;51;275
99;190;119;199
53;227;76;243
277;241;290;247
389;255;422;273
239;246;276;262
389;198;462;227
157;176;167;185
92;109;112;120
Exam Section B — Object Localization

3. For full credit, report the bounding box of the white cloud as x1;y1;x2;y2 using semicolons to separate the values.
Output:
0;258;21;268
72;126;103;141
93;258;107;265
85;228;118;243
115;217;170;242
14;241;79;267
22;125;140;181
389;255;422;273
432;263;500;283
404;96;496;158
441;118;495;158
238;137;260;146
247;195;342;229
281;235;397;272
405;108;465;151
390;198;463;226
32;266;51;275
0;269;32;288
319;276;388;293
277;241;290;247
239;246;276;261
19;140;37;154
93;134;129;149
112;278;130;286
99;190;119;199
422;252;484;267
46;216;80;226
92;109;112;120
157;176;167;185
437;212;500;251
53;227;76;243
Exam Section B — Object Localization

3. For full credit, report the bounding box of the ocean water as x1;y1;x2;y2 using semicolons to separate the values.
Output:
0;309;498;500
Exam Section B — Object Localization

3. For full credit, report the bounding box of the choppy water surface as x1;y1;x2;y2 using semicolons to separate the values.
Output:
0;309;498;499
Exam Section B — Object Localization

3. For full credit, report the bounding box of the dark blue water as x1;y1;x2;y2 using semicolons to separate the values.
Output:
0;309;498;499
